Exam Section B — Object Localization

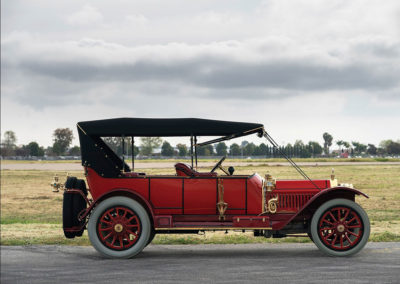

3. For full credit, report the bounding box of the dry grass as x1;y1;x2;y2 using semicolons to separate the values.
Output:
1;164;399;245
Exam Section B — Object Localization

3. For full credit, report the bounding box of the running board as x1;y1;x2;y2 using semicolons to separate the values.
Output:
154;216;271;230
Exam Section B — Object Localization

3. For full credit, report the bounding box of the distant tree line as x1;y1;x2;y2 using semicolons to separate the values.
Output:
1;128;79;157
1;130;400;158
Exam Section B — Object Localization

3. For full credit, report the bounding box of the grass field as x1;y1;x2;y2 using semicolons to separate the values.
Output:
1;163;399;245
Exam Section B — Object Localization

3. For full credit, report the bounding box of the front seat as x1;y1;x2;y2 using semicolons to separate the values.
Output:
175;163;217;177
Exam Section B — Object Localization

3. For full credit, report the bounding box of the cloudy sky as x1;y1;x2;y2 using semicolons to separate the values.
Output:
2;0;400;148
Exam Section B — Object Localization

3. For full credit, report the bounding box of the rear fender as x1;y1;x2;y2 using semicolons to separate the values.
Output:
280;187;368;229
86;188;155;224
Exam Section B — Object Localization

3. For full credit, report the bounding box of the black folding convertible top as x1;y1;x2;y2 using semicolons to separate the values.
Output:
77;118;264;137
77;118;264;177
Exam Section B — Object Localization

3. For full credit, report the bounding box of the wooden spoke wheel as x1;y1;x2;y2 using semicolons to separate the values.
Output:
88;197;151;258
97;206;141;250
311;198;370;257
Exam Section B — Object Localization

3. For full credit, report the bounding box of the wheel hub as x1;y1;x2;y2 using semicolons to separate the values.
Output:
114;223;124;233
337;224;345;233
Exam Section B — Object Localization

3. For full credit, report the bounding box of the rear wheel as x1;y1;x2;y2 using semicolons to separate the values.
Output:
311;198;370;256
88;197;151;258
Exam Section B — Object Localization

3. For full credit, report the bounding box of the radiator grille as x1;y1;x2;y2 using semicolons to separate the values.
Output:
277;193;314;212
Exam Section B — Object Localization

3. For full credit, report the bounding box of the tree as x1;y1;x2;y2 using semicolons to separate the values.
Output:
379;140;400;155
293;140;303;158
379;140;392;149
103;137;139;156
132;145;140;157
336;140;344;152
45;146;54;156
140;137;162;156
176;144;188;157
216;142;228;156
243;142;256;156
367;144;377;155
352;141;367;155
294;140;304;147
258;143;269;156
323;132;333;155
103;137;121;155
284;143;293;157
68;146;81;156
386;141;400;155
254;143;268;156
52;128;74;155
2;130;17;156
308;141;323;156
197;145;214;156
15;145;29;156
229;143;241;156
27;142;44;156
161;141;174;156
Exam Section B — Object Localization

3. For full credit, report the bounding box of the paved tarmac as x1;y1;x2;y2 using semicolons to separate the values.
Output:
2;243;400;283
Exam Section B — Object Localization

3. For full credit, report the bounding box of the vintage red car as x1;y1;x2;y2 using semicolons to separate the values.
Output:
57;118;370;258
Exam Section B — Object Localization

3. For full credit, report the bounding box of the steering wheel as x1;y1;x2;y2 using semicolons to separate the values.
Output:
211;156;229;175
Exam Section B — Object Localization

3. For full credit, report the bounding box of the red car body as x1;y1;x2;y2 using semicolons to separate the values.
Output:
60;118;370;258
85;168;365;231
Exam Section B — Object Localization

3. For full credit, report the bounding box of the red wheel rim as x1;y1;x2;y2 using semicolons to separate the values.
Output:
97;206;141;251
318;206;363;251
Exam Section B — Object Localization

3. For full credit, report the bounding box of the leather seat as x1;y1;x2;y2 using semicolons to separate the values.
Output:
122;172;146;177
175;163;217;177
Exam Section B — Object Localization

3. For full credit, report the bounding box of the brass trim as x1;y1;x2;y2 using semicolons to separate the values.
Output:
217;179;228;221
76;123;87;135
155;227;272;231
337;224;345;233
267;196;279;214
243;126;264;134
261;178;266;213
114;224;123;233
330;168;338;187
264;173;276;192
50;173;69;192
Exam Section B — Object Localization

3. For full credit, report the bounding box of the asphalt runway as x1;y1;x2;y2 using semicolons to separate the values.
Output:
2;243;400;283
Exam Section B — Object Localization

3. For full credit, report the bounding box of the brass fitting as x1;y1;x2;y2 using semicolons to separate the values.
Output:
50;174;64;192
264;173;276;192
330;168;338;187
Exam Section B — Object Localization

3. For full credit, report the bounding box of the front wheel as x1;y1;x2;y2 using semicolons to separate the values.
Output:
88;197;151;258
310;198;370;257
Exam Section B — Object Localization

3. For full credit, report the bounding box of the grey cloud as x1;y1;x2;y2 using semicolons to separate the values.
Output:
17;54;399;92
3;36;400;111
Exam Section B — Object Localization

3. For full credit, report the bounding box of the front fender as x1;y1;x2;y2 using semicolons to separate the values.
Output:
280;187;368;229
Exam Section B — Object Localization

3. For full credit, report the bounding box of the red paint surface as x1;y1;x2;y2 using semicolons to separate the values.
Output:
184;179;216;214
84;167;360;230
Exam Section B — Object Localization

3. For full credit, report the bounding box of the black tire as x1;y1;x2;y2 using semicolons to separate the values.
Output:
63;192;75;239
310;198;370;257
65;176;77;189
88;197;151;259
63;177;87;238
73;179;87;237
